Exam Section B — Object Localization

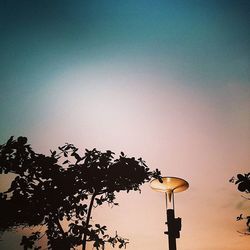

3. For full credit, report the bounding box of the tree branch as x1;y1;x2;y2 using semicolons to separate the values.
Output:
54;217;75;249
82;191;97;250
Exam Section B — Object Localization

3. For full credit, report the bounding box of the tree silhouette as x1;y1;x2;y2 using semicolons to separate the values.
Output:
0;136;161;250
230;173;250;235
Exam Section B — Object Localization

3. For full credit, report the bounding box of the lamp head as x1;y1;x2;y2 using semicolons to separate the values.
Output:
150;176;189;196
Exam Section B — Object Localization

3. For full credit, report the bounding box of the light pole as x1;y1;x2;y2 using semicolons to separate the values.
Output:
150;177;189;250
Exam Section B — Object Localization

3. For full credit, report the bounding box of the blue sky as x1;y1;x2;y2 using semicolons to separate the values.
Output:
1;0;249;141
1;0;249;87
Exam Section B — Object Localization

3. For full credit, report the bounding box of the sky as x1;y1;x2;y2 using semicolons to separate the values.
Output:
0;0;250;249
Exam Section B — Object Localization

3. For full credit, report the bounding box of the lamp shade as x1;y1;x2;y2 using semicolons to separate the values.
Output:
150;177;189;193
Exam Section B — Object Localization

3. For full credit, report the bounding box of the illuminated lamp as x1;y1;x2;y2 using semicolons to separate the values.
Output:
150;177;189;250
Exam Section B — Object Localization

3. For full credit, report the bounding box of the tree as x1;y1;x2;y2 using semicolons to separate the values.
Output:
0;136;161;250
230;173;250;235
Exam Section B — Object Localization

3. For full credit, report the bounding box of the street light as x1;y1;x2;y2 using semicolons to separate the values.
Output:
150;177;189;250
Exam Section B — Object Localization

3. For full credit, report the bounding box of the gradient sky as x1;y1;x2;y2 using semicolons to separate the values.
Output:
0;1;250;249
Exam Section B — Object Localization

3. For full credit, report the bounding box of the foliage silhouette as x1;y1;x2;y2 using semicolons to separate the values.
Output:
0;136;162;250
230;173;250;234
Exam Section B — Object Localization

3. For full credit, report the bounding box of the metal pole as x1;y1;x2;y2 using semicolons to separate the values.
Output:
165;192;177;250
166;209;177;250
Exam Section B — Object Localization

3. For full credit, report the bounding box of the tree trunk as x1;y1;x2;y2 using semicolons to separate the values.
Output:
50;217;71;250
82;192;96;250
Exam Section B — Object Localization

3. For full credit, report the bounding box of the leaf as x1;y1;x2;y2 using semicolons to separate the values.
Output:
17;136;28;145
237;174;244;180
6;136;14;146
50;150;57;157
